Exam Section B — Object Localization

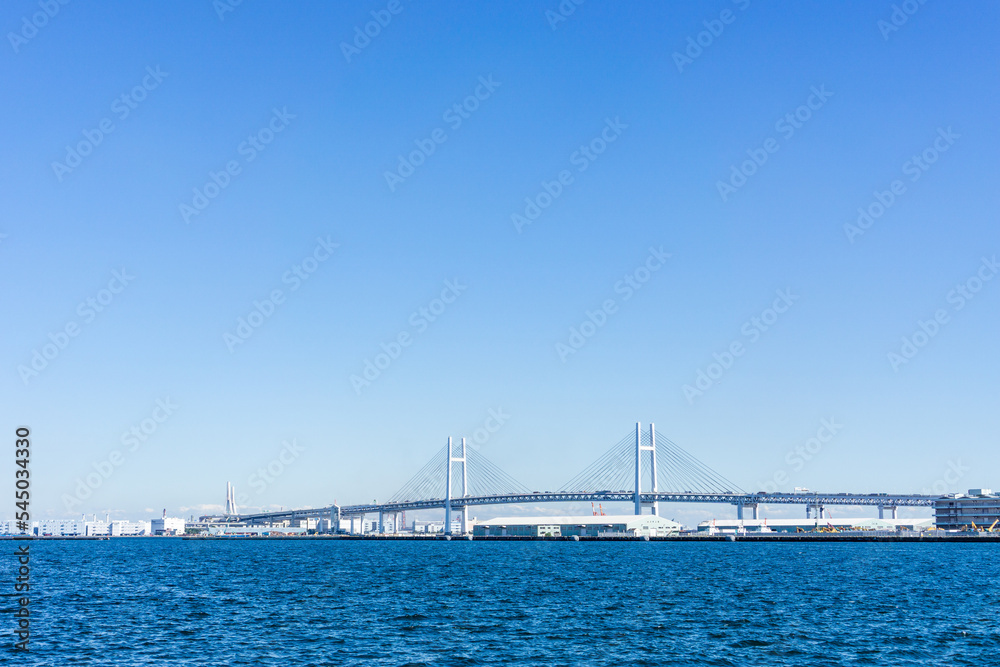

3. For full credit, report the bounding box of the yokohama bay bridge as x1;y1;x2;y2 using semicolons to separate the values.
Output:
215;423;938;534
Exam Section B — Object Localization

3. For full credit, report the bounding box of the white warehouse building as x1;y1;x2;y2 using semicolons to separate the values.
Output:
0;519;150;537
151;516;186;535
473;515;681;538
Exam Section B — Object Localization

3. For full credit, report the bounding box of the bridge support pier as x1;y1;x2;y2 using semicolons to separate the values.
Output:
378;509;385;534
806;503;825;520
736;503;758;521
878;505;898;520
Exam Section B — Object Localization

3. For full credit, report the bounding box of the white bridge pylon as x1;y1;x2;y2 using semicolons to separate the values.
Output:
635;422;658;516
444;436;469;536
558;421;744;507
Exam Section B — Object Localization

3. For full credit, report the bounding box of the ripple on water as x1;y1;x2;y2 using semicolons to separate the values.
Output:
19;540;1000;666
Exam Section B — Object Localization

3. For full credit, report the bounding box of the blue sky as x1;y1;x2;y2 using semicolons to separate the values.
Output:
3;1;998;526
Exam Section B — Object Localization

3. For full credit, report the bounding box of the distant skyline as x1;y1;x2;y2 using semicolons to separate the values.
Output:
3;1;998;526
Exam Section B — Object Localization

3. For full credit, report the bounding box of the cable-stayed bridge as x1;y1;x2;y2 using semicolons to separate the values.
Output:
221;423;938;534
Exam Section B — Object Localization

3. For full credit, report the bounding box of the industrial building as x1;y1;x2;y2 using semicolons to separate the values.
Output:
697;517;933;534
108;520;150;536
0;519;151;536
473;515;681;538
410;520;462;534
205;525;308;536
934;489;1000;530
34;519;101;536
151;514;186;535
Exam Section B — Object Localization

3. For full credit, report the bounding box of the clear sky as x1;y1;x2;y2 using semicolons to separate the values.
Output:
3;1;998;526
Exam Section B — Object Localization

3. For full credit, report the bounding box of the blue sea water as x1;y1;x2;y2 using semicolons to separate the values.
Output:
6;540;1000;665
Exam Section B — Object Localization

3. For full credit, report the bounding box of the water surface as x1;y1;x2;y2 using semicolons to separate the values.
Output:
8;539;1000;665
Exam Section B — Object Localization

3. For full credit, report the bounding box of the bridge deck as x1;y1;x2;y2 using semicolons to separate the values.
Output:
218;491;938;524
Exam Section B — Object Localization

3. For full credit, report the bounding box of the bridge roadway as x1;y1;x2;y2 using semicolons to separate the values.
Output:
219;491;938;525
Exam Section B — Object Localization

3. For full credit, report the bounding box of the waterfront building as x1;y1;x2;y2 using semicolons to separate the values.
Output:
934;489;1000;530
34;519;83;535
206;525;308;536
37;519;109;536
110;520;151;536
697;517;933;534
0;519;151;536
0;520;34;535
473;515;681;538
295;517;319;531
151;516;186;535
411;520;461;534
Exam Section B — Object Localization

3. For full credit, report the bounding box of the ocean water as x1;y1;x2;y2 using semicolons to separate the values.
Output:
8;539;1000;665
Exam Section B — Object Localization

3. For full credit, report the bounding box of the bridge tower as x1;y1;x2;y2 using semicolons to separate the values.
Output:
330;504;340;534
444;437;468;535
461;438;469;534
634;422;659;515
649;423;659;516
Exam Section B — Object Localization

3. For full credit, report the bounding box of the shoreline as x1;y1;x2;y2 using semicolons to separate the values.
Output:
4;533;999;543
